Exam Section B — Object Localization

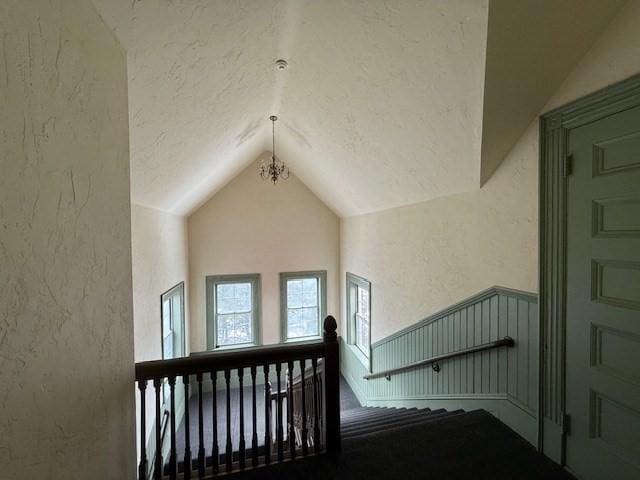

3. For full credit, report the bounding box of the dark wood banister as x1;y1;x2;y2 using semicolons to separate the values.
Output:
363;337;514;380
135;315;340;480
136;340;327;381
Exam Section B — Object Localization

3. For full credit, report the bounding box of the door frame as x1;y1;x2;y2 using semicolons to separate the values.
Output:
538;73;640;464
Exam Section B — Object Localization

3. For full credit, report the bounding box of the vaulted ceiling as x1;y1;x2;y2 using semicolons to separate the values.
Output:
92;0;626;217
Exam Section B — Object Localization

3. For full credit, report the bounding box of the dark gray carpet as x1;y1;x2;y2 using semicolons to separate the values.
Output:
227;410;575;480
172;375;361;458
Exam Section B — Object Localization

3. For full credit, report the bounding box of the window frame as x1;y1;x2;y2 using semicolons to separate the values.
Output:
160;282;186;360
346;272;372;371
279;270;327;343
206;273;261;350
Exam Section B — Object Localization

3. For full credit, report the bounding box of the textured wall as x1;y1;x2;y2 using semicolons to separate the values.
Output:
340;126;538;342
131;204;189;464
0;1;135;478
131;205;189;363
188;156;340;351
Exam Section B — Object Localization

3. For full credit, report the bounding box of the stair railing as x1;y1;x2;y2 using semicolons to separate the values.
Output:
363;337;514;381
135;316;340;479
284;358;325;455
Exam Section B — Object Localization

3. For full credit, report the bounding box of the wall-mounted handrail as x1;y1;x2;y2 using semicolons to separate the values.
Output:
363;337;514;381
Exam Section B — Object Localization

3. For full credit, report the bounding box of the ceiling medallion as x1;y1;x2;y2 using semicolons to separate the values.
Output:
259;115;289;184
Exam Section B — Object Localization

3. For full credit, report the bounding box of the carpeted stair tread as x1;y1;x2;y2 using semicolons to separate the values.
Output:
341;407;424;426
340;406;414;422
341;408;445;433
342;409;465;439
227;408;574;480
342;409;492;444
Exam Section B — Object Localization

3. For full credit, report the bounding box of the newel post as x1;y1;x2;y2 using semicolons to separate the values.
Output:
323;315;341;454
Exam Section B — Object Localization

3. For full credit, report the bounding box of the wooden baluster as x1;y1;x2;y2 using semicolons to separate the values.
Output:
288;361;296;460
275;362;283;462
323;316;341;455
311;358;321;453
138;380;148;479
238;368;246;469
211;371;219;475
153;379;163;480
183;375;192;479
224;369;232;472
250;366;258;467
196;373;205;479
263;364;271;464
169;375;177;480
300;359;308;455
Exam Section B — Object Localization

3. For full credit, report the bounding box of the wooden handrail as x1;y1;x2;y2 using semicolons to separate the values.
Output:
135;316;340;479
363;337;514;380
136;340;328;381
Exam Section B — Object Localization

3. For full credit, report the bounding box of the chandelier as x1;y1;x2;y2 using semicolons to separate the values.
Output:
259;115;289;184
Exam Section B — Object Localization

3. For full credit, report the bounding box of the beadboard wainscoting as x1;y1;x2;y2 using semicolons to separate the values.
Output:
341;287;539;445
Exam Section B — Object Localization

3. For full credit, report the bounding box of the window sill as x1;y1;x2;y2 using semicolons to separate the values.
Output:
212;342;258;352
282;335;322;344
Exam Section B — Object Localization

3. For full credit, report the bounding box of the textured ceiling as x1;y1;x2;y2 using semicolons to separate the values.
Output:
92;0;489;217
92;0;626;217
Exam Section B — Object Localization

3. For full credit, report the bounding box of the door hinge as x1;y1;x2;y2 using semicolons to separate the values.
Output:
561;413;571;436
563;154;573;177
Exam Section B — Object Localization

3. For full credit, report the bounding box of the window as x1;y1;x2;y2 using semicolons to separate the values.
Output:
161;282;186;408
347;273;371;367
161;282;185;360
280;271;327;341
206;274;261;349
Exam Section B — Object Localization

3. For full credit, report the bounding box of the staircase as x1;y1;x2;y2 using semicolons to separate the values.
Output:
341;406;467;440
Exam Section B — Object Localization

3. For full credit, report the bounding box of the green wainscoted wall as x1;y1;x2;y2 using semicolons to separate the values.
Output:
341;286;539;445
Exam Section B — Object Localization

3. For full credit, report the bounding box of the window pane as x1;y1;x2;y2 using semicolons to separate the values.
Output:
286;276;320;339
163;334;173;359
217;283;252;314
287;279;303;308
355;284;370;356
216;282;254;346
162;299;172;333
287;306;319;338
217;312;252;346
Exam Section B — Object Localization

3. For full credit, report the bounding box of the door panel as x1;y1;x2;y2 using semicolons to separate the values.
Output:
566;105;640;480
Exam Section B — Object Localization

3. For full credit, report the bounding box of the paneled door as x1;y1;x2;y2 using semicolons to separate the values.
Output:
565;105;640;479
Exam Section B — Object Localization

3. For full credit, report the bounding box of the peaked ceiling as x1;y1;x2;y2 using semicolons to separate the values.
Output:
92;0;488;217
92;0;626;217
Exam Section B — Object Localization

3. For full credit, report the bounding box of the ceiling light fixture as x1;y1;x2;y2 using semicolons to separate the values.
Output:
259;115;289;184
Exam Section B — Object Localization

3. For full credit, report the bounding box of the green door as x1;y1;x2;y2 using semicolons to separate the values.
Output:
565;105;640;479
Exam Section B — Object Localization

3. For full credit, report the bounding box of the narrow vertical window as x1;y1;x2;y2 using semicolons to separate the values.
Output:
347;273;371;368
206;274;261;349
280;271;327;341
355;285;370;354
161;282;185;360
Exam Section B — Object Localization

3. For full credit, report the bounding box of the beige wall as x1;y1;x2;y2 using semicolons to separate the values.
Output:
340;0;640;344
188;156;340;351
0;0;135;478
340;124;538;342
131;204;189;461
131;204;189;362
